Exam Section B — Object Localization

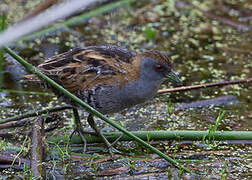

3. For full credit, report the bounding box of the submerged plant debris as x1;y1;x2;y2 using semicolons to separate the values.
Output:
0;0;251;179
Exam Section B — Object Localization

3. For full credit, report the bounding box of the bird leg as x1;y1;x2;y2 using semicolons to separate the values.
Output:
69;107;87;152
87;114;121;155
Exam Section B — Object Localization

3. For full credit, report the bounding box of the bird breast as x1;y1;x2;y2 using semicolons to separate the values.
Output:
84;78;162;114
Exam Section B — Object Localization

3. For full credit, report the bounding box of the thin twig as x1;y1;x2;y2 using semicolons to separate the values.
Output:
0;118;35;130
0;105;72;124
158;78;252;94
0;155;29;169
31;117;45;179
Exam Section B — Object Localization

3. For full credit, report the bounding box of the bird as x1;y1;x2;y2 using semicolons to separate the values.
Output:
27;45;181;153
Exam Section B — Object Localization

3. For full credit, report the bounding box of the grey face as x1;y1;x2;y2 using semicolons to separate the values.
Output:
140;58;169;81
140;58;181;84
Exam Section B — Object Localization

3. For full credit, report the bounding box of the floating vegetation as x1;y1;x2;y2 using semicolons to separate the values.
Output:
0;0;251;179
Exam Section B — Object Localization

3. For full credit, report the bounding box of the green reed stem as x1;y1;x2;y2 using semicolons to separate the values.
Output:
0;11;7;89
49;130;252;144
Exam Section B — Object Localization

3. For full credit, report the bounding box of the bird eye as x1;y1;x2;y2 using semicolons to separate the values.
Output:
155;64;165;71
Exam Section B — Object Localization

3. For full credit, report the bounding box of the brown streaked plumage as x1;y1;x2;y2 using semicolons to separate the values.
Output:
28;45;181;153
37;46;140;93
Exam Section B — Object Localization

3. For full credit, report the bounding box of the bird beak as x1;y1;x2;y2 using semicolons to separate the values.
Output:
166;70;182;85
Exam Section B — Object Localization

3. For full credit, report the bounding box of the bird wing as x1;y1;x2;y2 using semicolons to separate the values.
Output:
37;46;137;93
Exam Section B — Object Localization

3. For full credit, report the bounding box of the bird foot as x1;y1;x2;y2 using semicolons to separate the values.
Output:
87;114;123;155
69;126;87;153
104;145;122;155
100;132;123;155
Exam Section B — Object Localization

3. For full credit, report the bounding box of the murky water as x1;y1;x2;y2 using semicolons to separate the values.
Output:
0;0;251;179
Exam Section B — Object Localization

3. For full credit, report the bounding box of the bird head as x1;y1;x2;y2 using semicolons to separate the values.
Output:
139;50;181;85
